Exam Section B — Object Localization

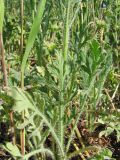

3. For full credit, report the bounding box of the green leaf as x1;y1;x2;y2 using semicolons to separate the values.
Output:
23;148;54;160
0;0;4;32
90;39;100;62
35;109;65;157
11;87;35;112
36;66;45;77
89;148;113;160
3;142;21;157
17;113;35;129
21;0;47;83
98;118;105;124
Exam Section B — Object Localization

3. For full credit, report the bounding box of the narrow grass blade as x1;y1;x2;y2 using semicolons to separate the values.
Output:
21;0;46;87
0;0;4;32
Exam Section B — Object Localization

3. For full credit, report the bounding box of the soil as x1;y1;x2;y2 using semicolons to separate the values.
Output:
0;121;120;159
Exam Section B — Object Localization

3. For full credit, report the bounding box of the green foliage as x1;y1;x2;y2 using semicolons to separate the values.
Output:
21;0;47;86
98;113;120;142
0;0;120;160
2;142;21;158
89;148;115;160
2;142;54;160
0;0;4;32
11;87;35;112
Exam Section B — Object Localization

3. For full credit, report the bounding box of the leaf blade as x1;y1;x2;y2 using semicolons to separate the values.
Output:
21;0;46;83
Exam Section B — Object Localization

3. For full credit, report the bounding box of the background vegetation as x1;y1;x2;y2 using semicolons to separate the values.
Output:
0;0;120;159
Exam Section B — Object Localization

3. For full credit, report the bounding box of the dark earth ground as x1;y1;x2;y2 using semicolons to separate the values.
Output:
0;120;120;159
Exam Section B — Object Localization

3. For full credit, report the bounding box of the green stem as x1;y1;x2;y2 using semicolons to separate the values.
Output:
20;0;25;156
20;0;24;55
58;1;71;158
63;0;70;61
57;55;64;160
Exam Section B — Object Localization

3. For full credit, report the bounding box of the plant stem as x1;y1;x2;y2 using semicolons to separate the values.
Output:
0;0;16;146
63;1;70;61
58;1;71;158
73;143;86;160
0;33;8;87
20;0;24;54
75;127;90;158
20;0;25;156
0;34;16;145
58;56;64;160
9;111;16;145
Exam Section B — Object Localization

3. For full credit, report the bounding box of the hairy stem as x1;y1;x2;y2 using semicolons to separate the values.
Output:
63;1;70;61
